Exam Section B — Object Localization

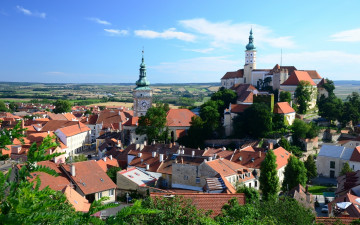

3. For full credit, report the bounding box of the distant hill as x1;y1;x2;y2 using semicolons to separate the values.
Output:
334;80;360;86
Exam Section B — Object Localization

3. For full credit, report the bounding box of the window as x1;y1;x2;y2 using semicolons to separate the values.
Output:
109;189;114;196
330;161;335;169
255;181;258;187
184;175;188;180
353;165;355;170
249;183;251;188
196;177;200;184
97;192;102;199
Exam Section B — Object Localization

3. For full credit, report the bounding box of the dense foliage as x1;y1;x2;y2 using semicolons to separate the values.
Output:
53;99;72;113
107;166;122;183
236;185;260;204
279;91;292;104
136;103;169;143
282;155;307;192
304;155;317;181
340;162;354;176
259;150;279;201
294;81;314;114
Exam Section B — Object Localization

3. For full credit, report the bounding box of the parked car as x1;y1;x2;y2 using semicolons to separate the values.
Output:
321;205;328;213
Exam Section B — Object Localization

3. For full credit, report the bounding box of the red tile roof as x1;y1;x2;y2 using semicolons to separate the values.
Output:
57;122;90;137
96;110;125;127
63;186;91;212
273;147;291;170
274;102;295;114
221;69;244;79
231;148;265;169
123;116;138;126
166;109;196;127
206;158;245;177
230;104;250;113
150;193;245;217
301;70;321;79
61;160;117;195
41;120;81;132
316;217;360;225
350;147;360;162
96;156;120;172
281;70;316;86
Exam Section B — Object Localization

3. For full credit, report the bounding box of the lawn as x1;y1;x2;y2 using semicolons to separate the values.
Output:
307;185;335;195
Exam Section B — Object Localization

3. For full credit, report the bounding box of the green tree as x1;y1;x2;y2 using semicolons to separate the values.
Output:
243;103;272;138
107;166;122;183
237;185;260;204
292;119;309;140
66;154;88;163
259;150;279;201
0;100;8;112
318;95;343;123
294;81;314;114
322;78;336;97
136;104;168;143
304;155;317;181
216;197;315;225
211;87;237;111
278;137;291;150
280;91;292;104
272;113;287;131
340;162;354;176
341;92;360;126
200;105;220;130
282;155;307;192
53;99;72;113
177;116;208;148
0;121;26;150
8;102;18;112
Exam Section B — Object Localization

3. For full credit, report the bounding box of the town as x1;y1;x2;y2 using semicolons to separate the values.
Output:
1;28;360;224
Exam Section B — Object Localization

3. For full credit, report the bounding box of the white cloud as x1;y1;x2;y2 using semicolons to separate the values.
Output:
330;28;360;42
104;29;128;36
179;18;296;48
87;17;111;25
16;5;46;19
149;56;239;82
134;28;196;42
186;48;214;53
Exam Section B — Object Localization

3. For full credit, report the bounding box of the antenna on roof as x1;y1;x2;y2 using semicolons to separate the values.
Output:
280;49;283;67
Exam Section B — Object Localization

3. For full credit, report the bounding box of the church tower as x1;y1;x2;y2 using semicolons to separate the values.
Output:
244;29;257;84
133;51;152;117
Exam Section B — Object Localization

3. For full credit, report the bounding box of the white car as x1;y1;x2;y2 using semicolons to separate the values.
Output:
321;205;328;213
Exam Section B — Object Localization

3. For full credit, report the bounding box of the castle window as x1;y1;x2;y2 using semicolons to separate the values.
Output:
250;53;253;56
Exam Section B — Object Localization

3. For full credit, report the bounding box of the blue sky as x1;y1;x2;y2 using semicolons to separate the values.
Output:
1;0;360;83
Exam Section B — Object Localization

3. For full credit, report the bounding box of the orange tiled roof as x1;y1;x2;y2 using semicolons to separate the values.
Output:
96;156;120;172
150;193;245;217
166;109;196;127
274;102;295;114
63;186;91;212
281;70;316;86
230;104;250;113
123;116;138;126
221;69;244;79
350;146;360;162
206;158;245;177
57;122;90;137
231;148;266;169
41;120;81;132
61;160;117;195
301;70;321;79
273;147;291;170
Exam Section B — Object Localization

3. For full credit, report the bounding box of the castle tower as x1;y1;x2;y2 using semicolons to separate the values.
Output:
133;51;152;117
244;29;257;84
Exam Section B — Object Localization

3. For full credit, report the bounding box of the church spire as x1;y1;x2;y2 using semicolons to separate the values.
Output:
246;29;256;51
135;49;150;89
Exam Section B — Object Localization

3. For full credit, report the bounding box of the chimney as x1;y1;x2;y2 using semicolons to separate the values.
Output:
290;101;293;107
21;119;25;135
181;149;185;155
103;157;107;162
208;156;212;161
71;164;76;177
118;111;121;116
159;154;164;162
259;151;262;158
213;154;217;160
268;142;273;150
143;140;147;146
152;151;157;158
109;155;113;160
152;140;156;145
145;164;150;170
138;153;142;158
11;145;21;154
222;147;226;151
86;118;89;122
192;151;195;157
136;144;140;150
139;144;144;151
177;149;181;154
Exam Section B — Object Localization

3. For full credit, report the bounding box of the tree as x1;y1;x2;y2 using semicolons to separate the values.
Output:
282;156;307;192
280;91;292;104
304;155;317;181
340;162;354;176
216;196;315;224
177;116;209;148
322;78;335;97
136;104;168;143
294;81;314;114
66;154;88;163
341;92;360;126
242;103;272;138
318;95;343;123
0;100;8;112
200;105;220;130
211;87;237;112
53;99;72;113
292;119;309;140
259;150;279;201
8;102;18;112
237;185;260;204
107;166;122;183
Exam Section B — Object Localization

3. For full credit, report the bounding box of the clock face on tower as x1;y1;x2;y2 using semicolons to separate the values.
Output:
140;100;150;109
